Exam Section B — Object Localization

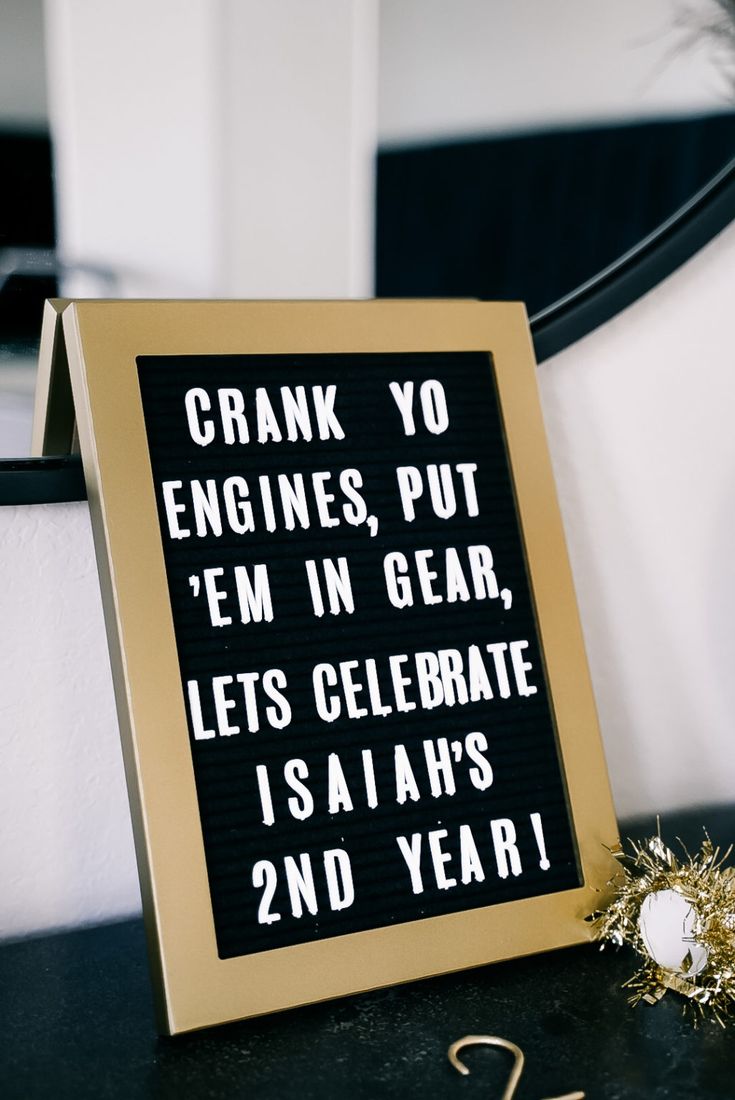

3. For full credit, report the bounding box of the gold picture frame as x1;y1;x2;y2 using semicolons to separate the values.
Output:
57;299;617;1034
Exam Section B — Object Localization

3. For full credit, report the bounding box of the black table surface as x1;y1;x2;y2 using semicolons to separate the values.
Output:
1;806;733;1099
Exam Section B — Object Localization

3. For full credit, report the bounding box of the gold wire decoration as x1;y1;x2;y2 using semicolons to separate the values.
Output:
592;823;735;1026
447;1034;584;1099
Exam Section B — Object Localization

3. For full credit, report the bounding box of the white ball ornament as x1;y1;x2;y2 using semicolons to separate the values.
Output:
638;889;709;976
595;828;735;1021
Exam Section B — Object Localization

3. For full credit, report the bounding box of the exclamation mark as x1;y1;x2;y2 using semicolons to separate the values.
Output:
530;812;551;871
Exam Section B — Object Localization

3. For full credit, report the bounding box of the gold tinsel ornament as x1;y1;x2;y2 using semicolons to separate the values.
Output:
593;825;735;1025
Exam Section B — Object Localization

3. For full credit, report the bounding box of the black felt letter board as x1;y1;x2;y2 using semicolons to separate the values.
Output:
137;351;579;959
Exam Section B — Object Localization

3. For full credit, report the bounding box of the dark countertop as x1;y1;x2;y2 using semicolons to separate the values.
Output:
1;806;733;1099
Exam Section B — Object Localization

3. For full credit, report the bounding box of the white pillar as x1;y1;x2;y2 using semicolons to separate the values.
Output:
44;0;378;299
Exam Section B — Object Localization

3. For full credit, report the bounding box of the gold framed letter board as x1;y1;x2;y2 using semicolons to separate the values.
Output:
61;300;617;1034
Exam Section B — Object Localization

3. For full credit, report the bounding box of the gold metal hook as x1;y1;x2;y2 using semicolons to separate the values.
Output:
447;1034;585;1100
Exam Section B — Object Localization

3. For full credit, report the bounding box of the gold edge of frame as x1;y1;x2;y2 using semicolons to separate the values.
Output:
65;299;618;1035
31;298;69;455
63;305;176;1032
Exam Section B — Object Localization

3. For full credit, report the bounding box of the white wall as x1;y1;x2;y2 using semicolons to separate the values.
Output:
0;503;139;936
220;0;377;298
0;0;47;130
2;217;734;942
539;222;735;818
6;2;731;144
44;0;377;299
44;1;223;298
379;0;734;145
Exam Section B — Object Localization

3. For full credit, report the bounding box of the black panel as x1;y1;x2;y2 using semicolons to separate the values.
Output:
0;130;57;337
0;131;55;248
377;114;735;313
0;456;86;505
